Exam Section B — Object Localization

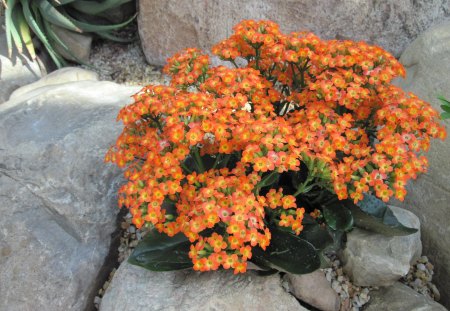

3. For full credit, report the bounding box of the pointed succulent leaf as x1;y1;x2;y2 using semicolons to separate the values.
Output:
70;0;133;15
37;0;82;32
21;0;66;67
251;227;320;274
95;30;135;43
322;200;353;231
438;95;450;106
16;8;36;59
9;1;25;54
344;195;418;236
441;112;450;119
298;220;333;251
62;10;137;32
128;230;193;271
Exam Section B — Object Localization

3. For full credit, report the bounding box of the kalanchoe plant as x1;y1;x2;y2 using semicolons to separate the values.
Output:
2;0;135;68
106;20;446;275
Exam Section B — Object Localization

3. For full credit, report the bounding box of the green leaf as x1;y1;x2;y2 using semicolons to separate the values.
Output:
62;10;136;32
5;0;20;56
95;30;135;43
50;0;77;5
21;0;66;68
344;194;418;236
260;171;280;188
441;112;450;120
37;0;82;33
251;227;320;274
128;230;193;271
322;200;353;231
298;220;333;251
438;95;450;106
440;105;450;113
16;7;36;59
70;0;133;15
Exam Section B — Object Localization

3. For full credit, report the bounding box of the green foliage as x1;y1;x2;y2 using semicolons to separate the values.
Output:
128;230;193;271
243;226;321;274
2;0;136;67
438;95;450;119
129;193;417;274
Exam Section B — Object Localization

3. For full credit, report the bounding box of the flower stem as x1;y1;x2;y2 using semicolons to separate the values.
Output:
192;147;205;173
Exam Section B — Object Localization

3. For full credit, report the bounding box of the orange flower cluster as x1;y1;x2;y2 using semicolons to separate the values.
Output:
106;20;445;273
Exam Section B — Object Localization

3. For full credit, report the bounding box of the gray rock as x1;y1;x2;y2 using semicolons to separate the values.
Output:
100;262;308;311
365;282;447;311
138;0;450;66
0;30;42;103
395;20;450;309
340;206;421;287
10;67;99;100
51;25;93;63
0;80;140;311
285;270;340;311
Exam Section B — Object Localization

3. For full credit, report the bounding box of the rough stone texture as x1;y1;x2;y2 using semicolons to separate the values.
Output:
365;282;447;311
10;67;99;100
285;271;340;311
395;21;450;309
0;30;42;103
100;262;308;311
340;206;421;287
51;25;93;63
0;79;140;311
138;0;450;66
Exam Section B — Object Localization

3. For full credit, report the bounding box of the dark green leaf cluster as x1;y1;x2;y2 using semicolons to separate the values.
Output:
2;0;136;67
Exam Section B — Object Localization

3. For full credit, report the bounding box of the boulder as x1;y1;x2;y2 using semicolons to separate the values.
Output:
365;282;447;311
138;0;449;66
0;78;141;310
340;206;421;287
285;271;340;311
100;262;308;311
10;67;99;100
395;20;450;308
51;25;93;63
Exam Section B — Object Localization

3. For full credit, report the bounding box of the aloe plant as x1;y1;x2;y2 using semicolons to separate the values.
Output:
2;0;136;68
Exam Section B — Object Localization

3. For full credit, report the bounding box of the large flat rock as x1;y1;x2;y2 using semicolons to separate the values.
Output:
138;0;450;66
365;282;447;311
100;262;308;311
0;74;140;311
395;21;450;309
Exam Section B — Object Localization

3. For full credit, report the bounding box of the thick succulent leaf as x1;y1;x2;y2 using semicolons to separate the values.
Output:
438;95;450;106
10;1;26;54
37;0;82;32
21;0;66;68
5;0;20;56
322;200;353;231
441;112;450;119
95;30;135;43
50;0;77;5
251;227;320;274
344;195;418;236
441;105;450;113
16;7;36;59
70;0;133;15
128;230;193;271
298;219;333;251
63;10;136;32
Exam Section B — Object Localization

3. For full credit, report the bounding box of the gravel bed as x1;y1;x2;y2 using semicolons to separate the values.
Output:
80;38;169;86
